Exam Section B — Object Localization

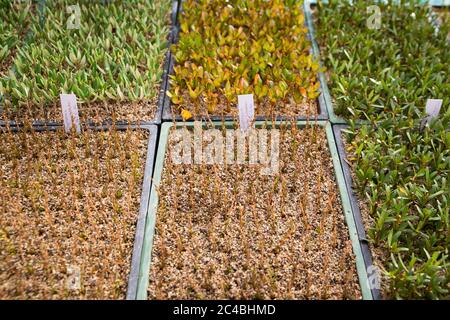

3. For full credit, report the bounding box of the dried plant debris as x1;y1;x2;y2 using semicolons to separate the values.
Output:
0;126;149;299
0;0;171;123
344;115;450;299
316;0;449;121
169;0;322;119
149;124;361;299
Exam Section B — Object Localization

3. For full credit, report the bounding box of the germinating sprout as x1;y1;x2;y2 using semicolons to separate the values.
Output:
169;0;323;119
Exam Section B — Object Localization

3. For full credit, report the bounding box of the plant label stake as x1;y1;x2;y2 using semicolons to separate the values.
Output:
425;99;442;120
60;93;81;133
238;94;255;133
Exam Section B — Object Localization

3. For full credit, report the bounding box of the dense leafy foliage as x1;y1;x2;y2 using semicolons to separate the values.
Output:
317;0;449;299
346;116;449;299
169;0;322;118
317;0;449;121
0;0;37;73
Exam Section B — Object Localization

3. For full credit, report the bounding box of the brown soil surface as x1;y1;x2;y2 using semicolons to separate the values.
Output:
433;7;450;40
342;132;390;299
0;127;149;299
148;124;361;299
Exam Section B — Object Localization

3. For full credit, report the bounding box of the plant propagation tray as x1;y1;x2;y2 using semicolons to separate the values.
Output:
133;120;374;300
332;125;383;300
305;0;449;125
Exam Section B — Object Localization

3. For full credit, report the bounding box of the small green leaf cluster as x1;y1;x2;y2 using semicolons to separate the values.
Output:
0;1;37;72
318;0;450;298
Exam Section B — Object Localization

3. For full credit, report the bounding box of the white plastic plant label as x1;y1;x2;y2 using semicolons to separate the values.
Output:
237;94;255;133
60;93;81;133
425;99;443;120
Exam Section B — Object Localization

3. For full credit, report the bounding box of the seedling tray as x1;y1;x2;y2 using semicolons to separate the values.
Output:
135;120;373;300
304;0;448;125
0;0;180;128
332;124;382;300
161;1;329;122
307;0;450;6
148;0;180;126
0;123;158;300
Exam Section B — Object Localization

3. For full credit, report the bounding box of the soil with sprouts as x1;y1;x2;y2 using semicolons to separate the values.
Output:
343;133;391;298
148;124;361;299
0;126;148;299
173;93;320;120
0;98;159;125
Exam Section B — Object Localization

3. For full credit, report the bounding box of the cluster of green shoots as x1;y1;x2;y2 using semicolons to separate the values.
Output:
0;0;38;75
317;0;449;121
149;123;360;299
0;0;171;119
169;0;322;119
316;0;450;299
0;124;148;299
